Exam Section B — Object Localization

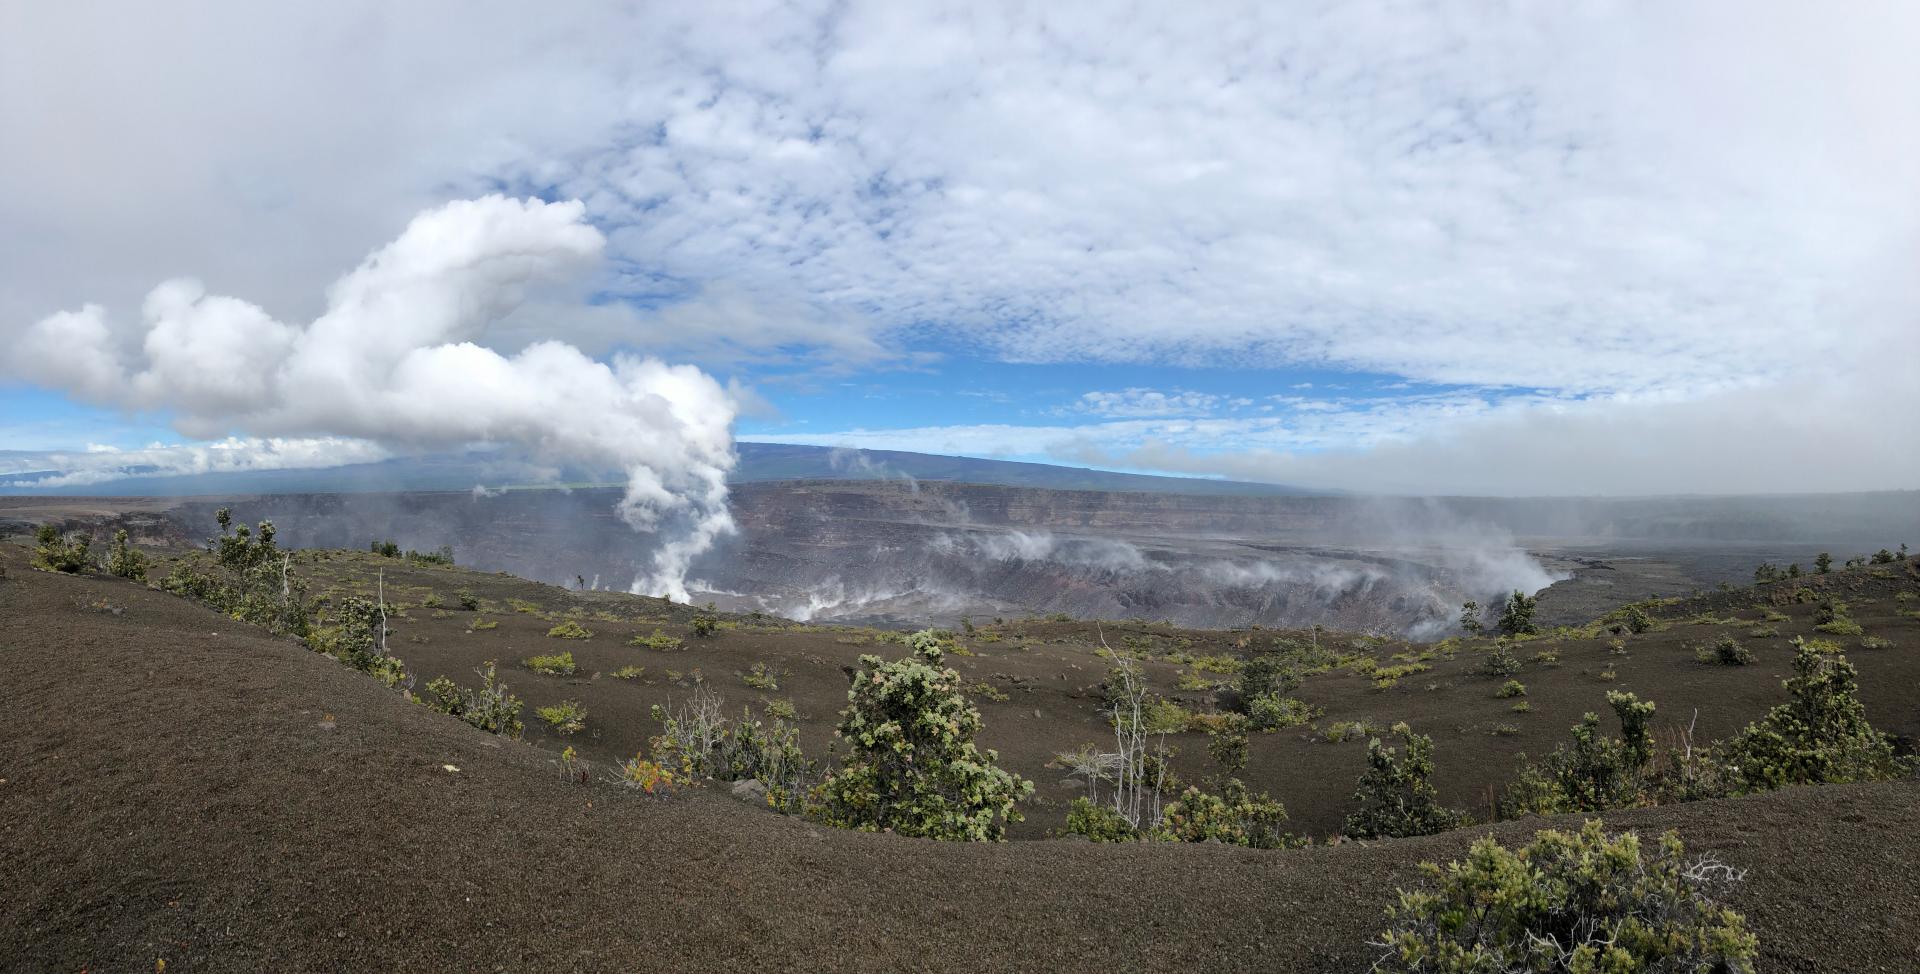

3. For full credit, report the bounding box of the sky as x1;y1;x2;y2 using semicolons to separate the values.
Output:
2;0;1917;501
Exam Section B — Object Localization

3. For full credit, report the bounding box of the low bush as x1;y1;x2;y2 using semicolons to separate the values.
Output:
546;620;593;639
1496;679;1526;699
1719;637;1906;792
1694;635;1754;666
610;664;647;680
1247;693;1319;730
536;699;588;735
628;629;684;651
34;524;94;574
689;612;721;638
1064;797;1137;842
1374;820;1756;973
1502;691;1656;817
1344;723;1469;839
456;590;480;611
650;688;813;811
523;651;577;676
1481;644;1520;678
1497;590;1538;636
422;661;524;738
741;662;785;691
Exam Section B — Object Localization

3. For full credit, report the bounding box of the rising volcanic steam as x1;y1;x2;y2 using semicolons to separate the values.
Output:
8;196;737;600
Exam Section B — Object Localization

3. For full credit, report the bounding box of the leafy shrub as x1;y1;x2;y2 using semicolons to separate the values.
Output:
1815;616;1864;636
613;756;676;795
741;662;785;691
1621;604;1653;634
1481;644;1520;678
628;629;684;651
1375;819;1756;973
1344;722;1469;839
1235;652;1301;710
1152;779;1298;849
523;651;577;676
536;699;588;734
1503;692;1656;816
1247;693;1320;730
456;589;480;611
610;664;647;680
1746;625;1777;638
689;612;720;638
1064;797;1138;842
1695;635;1754;666
1511;701;1532;714
1497;590;1538;636
422;661;524;737
1496;679;1527;699
469;619;499;631
105;529;147;580
813;630;1033;840
1457;600;1483;635
1325;719;1383;744
650;687;813;811
546;620;593;639
1719;637;1906;792
161;510;310;637
34;524;93;574
1859;635;1893;650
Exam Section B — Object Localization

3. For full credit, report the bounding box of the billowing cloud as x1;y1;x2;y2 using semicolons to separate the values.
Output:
6;196;738;599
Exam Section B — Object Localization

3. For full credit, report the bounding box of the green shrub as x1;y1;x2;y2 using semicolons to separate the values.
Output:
523;651;577;676
689;612;720;638
813;630;1033;840
1695;635;1754;666
1497;590;1538;636
1481;644;1520;678
628;629;684;651
536;699;587;735
1344;723;1468;839
1746;625;1777;638
546;620;593;639
1152;778;1299;849
422;661;524;738
456;590;480;611
1247;693;1320;730
370;539;401;558
469;619;499;631
1375;819;1756;973
1815;616;1864;636
1496;679;1527;699
1511;701;1532;714
610;664;647;680
1325;719;1383;743
1235;652;1301;709
741;662;785;691
1719;638;1906;792
34;524;94;574
1064;797;1138;842
649;690;814;811
1621;603;1653;634
105;529;147;580
1859;635;1893;650
161;510;310;637
1503;692;1655;816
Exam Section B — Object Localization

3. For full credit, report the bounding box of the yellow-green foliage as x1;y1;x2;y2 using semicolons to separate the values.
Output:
546;620;593;639
610;665;647;680
469;619;499;631
523;651;577;676
627;629;684;651
1376;821;1756;973
536;699;587;734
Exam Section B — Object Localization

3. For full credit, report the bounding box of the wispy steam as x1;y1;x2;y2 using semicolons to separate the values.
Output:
7;195;737;599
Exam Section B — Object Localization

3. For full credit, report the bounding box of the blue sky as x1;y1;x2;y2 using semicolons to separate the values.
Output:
2;2;1916;497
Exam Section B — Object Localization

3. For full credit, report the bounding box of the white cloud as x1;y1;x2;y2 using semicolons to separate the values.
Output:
6;196;739;599
2;437;392;489
1072;388;1222;419
3;2;1915;495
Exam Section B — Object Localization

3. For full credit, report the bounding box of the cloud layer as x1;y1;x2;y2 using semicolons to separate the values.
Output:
7;196;738;598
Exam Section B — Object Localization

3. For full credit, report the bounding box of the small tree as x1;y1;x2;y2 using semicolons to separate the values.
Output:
1719;638;1905;792
1344;723;1469;839
1457;600;1482;635
1814;551;1833;574
814;630;1033;841
1497;590;1537;636
105;529;148;581
1375;820;1756;973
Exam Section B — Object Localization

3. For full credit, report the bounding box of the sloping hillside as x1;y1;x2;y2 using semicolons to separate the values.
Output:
3;546;1919;972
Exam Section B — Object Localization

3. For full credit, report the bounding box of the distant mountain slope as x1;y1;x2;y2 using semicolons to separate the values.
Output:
0;443;1315;497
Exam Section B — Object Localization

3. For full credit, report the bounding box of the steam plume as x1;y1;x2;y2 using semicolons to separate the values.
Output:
8;195;737;599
